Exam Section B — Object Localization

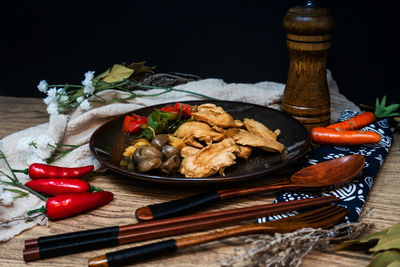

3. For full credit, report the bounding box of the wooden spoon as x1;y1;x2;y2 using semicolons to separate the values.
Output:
135;154;365;221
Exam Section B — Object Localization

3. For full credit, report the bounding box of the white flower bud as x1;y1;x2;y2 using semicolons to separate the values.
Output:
37;80;48;93
0;191;14;206
79;99;91;111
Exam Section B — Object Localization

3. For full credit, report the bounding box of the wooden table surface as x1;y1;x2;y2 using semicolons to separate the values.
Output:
0;96;399;267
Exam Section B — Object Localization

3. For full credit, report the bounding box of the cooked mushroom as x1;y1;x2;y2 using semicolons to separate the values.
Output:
151;134;169;150
137;158;163;172
133;145;163;163
159;155;180;174
162;145;179;158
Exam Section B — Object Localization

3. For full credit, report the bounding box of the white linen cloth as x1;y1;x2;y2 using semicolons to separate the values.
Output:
0;70;359;241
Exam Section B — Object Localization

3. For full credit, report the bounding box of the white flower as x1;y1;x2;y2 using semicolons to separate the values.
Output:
82;71;95;86
16;135;56;165
0;190;14;206
47;87;57;97
56;88;69;103
35;135;56;159
43;87;57;105
17;136;36;152
79;99;91;111
82;71;95;95
0;185;4;194
83;84;95;95
26;154;46;165
59;95;69;104
76;96;84;103
47;102;59;115
37;80;48;93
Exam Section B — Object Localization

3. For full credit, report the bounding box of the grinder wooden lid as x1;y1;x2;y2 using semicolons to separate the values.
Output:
283;6;334;36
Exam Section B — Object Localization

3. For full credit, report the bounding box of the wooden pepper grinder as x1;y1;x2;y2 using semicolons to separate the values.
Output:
281;0;334;131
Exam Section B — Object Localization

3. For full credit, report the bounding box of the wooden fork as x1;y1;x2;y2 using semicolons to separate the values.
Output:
88;205;349;267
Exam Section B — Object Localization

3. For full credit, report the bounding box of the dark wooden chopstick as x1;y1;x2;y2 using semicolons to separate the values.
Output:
23;195;338;261
88;205;349;267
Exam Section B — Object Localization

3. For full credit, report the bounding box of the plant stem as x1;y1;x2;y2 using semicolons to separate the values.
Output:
5;188;29;199
15;182;48;202
11;168;29;175
0;150;18;182
0;178;48;202
90;185;103;192
27;206;47;216
0;180;15;186
172;88;219;100
130;82;218;100
48;84;83;88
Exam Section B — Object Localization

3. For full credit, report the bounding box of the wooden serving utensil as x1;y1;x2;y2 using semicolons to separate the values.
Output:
135;154;365;221
89;205;349;267
23;196;338;261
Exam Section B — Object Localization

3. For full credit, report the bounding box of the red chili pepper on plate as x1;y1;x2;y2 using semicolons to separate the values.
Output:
122;114;148;133
25;178;102;195
13;163;94;179
160;103;193;118
27;191;114;220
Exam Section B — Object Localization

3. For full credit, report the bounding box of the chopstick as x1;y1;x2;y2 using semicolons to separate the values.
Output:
23;195;338;261
88;205;349;267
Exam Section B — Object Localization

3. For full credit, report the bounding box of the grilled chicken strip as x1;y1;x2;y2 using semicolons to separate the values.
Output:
175;121;225;148
192;103;243;128
243;118;281;140
180;138;239;178
225;128;286;154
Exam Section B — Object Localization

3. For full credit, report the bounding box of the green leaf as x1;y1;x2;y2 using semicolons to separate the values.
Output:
384;104;400;113
376;97;381;111
381;96;387;108
374;96;400;118
368;250;400;267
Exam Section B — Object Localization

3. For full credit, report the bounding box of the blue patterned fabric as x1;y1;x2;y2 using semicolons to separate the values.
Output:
258;110;394;223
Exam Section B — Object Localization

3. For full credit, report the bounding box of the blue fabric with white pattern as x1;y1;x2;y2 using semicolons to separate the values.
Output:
257;110;394;223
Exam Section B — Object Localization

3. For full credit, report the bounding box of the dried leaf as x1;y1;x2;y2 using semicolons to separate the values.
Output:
102;64;135;83
93;68;111;85
387;260;400;267
371;238;400;253
334;240;362;251
368;250;400;267
370;223;400;253
124;61;155;81
334;228;388;251
360;229;390;243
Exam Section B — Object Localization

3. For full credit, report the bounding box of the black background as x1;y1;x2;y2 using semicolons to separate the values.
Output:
1;0;398;106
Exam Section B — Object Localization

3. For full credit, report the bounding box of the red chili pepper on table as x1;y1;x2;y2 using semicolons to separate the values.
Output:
27;191;114;220
122;114;148;133
13;163;94;179
25;178;103;195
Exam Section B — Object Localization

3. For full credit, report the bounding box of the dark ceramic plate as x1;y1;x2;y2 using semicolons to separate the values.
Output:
89;100;310;184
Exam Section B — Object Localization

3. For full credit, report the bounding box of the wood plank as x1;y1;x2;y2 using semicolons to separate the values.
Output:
0;96;399;267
